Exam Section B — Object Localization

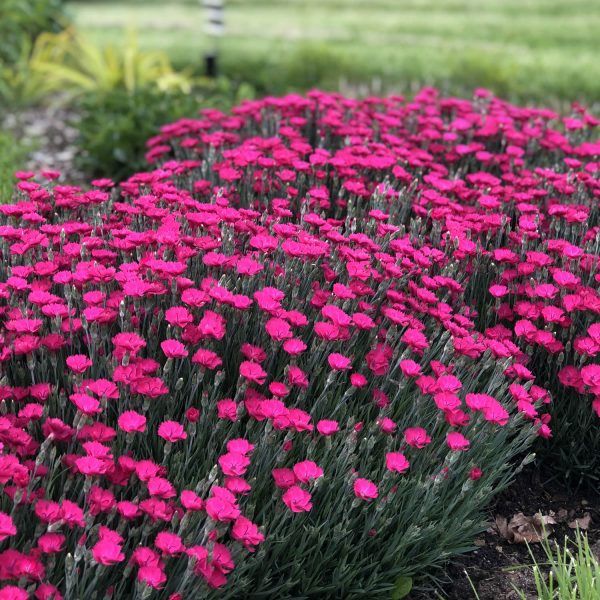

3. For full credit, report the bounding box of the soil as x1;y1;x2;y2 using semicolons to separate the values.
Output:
428;469;600;600
2;101;84;183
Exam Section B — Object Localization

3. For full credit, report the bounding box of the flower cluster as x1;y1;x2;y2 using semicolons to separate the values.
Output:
0;88;596;598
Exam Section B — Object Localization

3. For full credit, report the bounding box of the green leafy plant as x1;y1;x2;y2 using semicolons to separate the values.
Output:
30;28;195;99
0;131;30;203
516;531;600;600
0;36;53;109
74;80;251;181
0;0;66;66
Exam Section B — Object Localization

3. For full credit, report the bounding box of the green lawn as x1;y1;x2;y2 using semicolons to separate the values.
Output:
68;0;600;103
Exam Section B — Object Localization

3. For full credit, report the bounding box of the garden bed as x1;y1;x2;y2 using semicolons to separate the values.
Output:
0;89;598;599
439;469;600;599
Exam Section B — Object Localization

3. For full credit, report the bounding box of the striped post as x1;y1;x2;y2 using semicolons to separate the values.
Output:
203;0;224;77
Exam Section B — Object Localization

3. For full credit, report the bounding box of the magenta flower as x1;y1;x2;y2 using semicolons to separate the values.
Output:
0;512;17;541
272;468;297;489
404;427;432;449
327;352;352;371
160;339;188;358
205;495;241;522
316;419;339;436
446;432;470;451
353;478;378;501
137;566;167;589
282;486;313;512
158;421;187;443
192;348;223;370
118;410;147;433
292;460;323;483
218;452;251;476
92;539;125;565
232;516;265;552
155;531;185;555
239;360;267;385
65;354;93;374
385;452;410;474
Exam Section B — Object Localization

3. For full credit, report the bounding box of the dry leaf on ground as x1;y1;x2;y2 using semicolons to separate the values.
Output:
495;512;556;544
567;513;592;530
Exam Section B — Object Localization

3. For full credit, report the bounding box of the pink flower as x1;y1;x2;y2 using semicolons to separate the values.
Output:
404;427;431;448
138;566;167;589
92;539;125;565
66;354;93;374
217;399;238;421
353;478;378;501
292;460;323;483
0;587;28;600
0;512;17;541
283;338;307;355
350;373;368;387
118;410;147;433
282;485;313;512
70;393;101;416
489;284;509;298
232;516;264;552
185;407;200;422
446;432;470;451
75;456;109;477
272;468;297;489
317;419;339;436
160;339;188;358
155;531;185;555
385;452;410;474
365;345;391;375
198;310;226;340
226;439;254;455
205;496;240;522
378;417;397;434
35;584;63;600
180;490;204;511
399;359;422;377
112;332;146;354
469;468;483;480
165;306;193;328
218;452;251;476
158;421;187;443
581;365;600;391
265;317;293;340
37;532;66;553
192;348;223;370
328;352;352;371
239;361;267;384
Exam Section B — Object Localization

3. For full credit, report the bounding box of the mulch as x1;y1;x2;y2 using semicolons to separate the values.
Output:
431;469;600;600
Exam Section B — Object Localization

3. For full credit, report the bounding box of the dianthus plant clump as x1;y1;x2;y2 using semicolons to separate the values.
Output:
0;88;598;599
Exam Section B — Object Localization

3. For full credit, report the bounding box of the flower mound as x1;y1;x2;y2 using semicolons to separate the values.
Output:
0;88;597;598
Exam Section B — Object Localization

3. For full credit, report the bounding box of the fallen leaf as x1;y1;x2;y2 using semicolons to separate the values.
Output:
568;513;591;530
494;512;556;544
556;508;569;522
473;538;486;547
495;516;509;539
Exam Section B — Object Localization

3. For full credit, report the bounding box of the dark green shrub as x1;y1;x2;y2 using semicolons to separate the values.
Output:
0;131;30;202
0;0;66;66
74;80;252;182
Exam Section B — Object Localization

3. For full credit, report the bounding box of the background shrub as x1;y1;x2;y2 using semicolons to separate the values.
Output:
0;131;30;202
74;80;252;181
0;0;66;66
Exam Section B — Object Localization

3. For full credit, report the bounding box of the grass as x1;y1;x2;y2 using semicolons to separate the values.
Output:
515;531;600;600
0;131;29;202
466;531;600;600
67;0;600;103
